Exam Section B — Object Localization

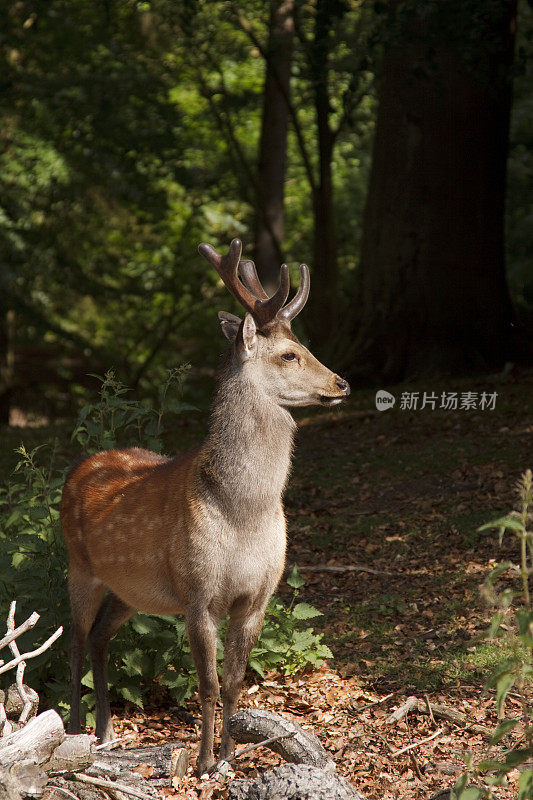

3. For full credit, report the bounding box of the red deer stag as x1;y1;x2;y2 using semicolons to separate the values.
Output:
61;239;350;775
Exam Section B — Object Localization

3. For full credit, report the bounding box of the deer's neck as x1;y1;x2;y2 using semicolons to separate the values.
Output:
198;366;296;515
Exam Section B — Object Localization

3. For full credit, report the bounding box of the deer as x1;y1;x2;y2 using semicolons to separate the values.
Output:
61;238;350;776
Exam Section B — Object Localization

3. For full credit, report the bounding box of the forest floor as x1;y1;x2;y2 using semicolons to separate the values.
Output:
3;368;533;800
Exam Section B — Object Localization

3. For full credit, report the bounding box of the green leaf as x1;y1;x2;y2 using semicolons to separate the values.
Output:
478;759;506;771
504;748;531;769
479;515;525;532
489;718;519;745
29;505;50;520
452;774;468;799
517;609;533;646
316;643;333;659
121;649;145;676
291;602;323;620
119;685;144;708
287;565;305;589
77;405;92;421
131;616;161;635
496;672;515;715
81;671;94;689
486;561;512;583
248;658;266;678
518;769;533;800
457;787;482;800
487;611;504;637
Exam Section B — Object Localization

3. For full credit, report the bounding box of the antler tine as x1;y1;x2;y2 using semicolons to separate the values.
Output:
239;259;291;321
198;239;259;316
199;240;292;327
263;264;290;321
278;264;310;322
238;260;269;300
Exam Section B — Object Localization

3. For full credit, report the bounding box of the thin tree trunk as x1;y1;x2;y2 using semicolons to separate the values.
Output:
0;309;15;426
306;0;338;350
254;0;295;294
351;0;527;380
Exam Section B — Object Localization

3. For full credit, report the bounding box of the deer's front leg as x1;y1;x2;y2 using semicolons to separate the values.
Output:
220;608;266;761
186;610;220;776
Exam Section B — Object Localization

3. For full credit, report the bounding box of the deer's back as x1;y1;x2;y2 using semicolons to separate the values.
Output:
61;447;201;613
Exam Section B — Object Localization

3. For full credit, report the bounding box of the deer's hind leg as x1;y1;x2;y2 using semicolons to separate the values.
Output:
68;568;106;734
88;592;134;743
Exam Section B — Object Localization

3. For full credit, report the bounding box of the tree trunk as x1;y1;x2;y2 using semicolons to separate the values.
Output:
351;1;524;381
0;310;15;426
254;0;295;294
306;0;338;352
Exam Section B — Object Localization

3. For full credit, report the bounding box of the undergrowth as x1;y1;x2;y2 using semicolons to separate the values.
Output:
0;369;331;727
454;469;533;800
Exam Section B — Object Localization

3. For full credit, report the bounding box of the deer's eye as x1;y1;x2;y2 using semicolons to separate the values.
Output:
281;352;297;362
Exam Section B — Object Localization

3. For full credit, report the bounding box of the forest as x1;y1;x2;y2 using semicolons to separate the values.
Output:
1;1;533;799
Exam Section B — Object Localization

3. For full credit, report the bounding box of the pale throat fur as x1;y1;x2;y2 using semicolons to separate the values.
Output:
197;344;296;520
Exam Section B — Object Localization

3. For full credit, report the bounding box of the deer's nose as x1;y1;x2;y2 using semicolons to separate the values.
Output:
336;378;350;395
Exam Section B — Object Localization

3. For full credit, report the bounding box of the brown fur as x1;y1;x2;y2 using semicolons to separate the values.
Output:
61;308;348;776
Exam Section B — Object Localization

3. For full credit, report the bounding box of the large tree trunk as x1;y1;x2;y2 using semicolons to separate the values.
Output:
254;0;295;294
351;1;525;381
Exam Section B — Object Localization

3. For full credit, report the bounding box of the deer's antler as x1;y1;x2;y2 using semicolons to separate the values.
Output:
199;239;309;326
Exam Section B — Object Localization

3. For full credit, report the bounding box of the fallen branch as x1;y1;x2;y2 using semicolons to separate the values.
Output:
409;750;424;781
386;696;491;738
297;564;393;577
210;731;297;774
66;771;152;800
44;733;96;774
386;695;419;723
228;709;332;769
234;732;296;761
390;727;444;757
95;737;128;751
349;693;394;714
50;784;82;800
227;763;362;800
0;709;65;767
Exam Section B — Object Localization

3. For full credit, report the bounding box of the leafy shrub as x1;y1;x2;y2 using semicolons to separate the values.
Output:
0;371;332;727
453;469;533;800
250;565;333;677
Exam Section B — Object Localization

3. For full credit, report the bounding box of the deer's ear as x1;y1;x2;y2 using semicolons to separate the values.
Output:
236;313;257;360
218;311;242;341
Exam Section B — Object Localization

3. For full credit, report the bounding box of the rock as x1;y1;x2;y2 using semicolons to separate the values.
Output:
5;685;39;722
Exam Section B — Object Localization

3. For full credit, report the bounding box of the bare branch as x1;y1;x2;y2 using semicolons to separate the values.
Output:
0;610;39;651
0;626;63;676
298;564;394;577
390;728;445;757
348;693;394;715
234;732;296;762
66;772;152;800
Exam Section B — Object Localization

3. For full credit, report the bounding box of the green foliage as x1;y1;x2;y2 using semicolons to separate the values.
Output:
452;470;533;800
0;374;331;726
250;566;333;678
71;366;193;453
0;0;380;416
0;442;69;711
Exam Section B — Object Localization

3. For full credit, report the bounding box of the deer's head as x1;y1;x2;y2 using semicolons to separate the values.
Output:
199;239;350;408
